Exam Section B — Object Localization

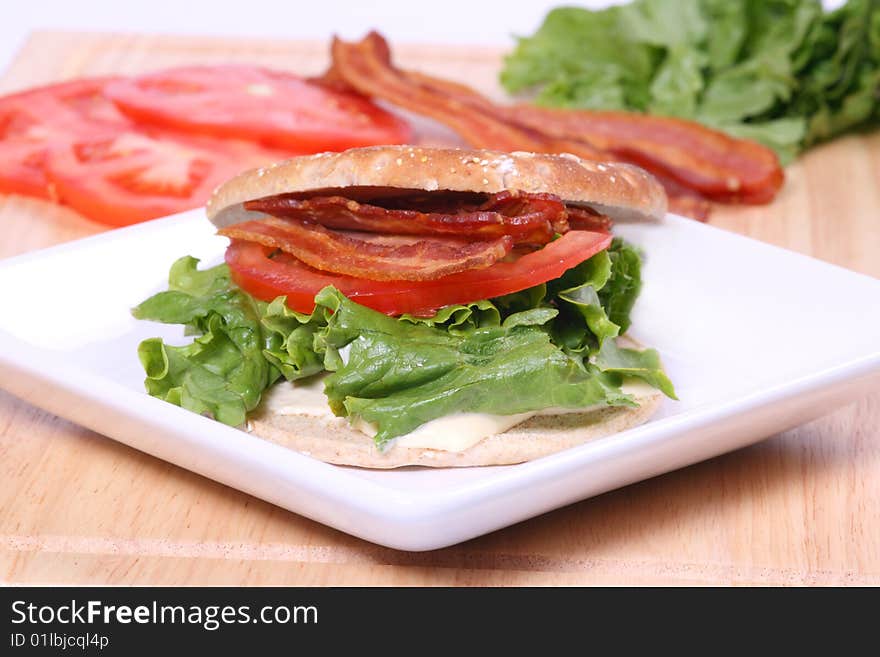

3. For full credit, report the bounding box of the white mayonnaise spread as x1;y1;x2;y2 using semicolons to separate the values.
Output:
356;412;536;452
260;376;335;417
259;375;654;453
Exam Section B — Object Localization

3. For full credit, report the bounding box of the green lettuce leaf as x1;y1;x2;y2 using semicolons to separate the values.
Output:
595;339;677;400
500;0;880;162
132;257;280;426
648;46;707;118
260;297;327;380
316;288;634;445
599;238;643;333
134;240;675;446
553;249;619;354
399;299;501;332
501;6;656;110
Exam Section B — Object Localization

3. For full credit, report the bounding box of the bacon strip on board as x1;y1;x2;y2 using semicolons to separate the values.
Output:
401;66;782;205
329;36;549;152
326;32;786;220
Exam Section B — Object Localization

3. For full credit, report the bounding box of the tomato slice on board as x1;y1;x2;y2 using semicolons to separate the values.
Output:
35;77;131;127
225;230;612;316
105;66;412;152
0;76;307;224
45;130;292;226
0;77;129;130
0;134;52;199
0;78;129;199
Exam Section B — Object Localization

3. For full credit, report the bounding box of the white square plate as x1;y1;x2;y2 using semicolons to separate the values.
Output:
1;210;878;550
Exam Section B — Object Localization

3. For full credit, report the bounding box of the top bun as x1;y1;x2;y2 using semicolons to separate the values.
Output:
206;145;667;228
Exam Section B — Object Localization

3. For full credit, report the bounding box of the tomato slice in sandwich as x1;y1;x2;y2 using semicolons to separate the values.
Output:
104;66;412;152
225;229;612;316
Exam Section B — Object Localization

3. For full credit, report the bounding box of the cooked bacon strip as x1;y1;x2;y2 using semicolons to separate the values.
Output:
667;195;711;222
499;107;783;204
396;51;783;205
480;190;570;234
330;34;552;153
245;190;566;245
329;34;695;214
643;169;712;222
328;34;642;190
219;217;514;281
328;32;785;217
566;206;613;233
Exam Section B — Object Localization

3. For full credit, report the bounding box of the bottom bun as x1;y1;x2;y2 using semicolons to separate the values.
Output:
246;388;663;469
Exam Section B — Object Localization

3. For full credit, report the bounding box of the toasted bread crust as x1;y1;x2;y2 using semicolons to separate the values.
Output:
207;145;667;228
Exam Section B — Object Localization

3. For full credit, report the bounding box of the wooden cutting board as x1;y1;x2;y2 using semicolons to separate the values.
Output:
1;31;878;586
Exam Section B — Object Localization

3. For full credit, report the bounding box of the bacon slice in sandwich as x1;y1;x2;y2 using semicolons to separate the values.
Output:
242;190;568;245
206;146;666;314
219;217;515;281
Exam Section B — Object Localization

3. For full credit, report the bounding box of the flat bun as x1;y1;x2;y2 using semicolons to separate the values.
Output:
207;145;667;228
246;386;662;469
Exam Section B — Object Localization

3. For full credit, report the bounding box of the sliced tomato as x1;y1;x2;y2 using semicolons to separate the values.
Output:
45;130;289;226
34;77;130;127
0;77;129;131
0;78;128;199
225;230;612;316
0;137;51;198
0;76;300;224
105;66;412;151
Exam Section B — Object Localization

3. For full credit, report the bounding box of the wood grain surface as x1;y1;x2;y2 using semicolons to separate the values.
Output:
1;31;878;586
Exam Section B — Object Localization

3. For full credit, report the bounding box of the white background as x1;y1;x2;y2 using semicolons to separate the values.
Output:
0;0;845;78
0;0;623;74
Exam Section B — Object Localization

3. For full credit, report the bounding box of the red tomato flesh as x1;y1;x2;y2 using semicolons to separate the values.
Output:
0;78;128;199
46;130;293;226
0;77;301;225
105;66;412;151
0;71;401;226
225;230;612;316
